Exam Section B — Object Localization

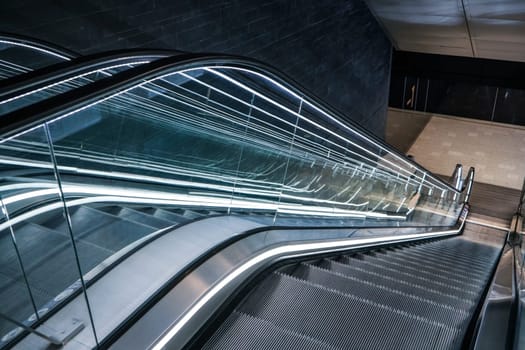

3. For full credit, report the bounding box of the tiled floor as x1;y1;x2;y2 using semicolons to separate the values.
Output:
392;110;525;190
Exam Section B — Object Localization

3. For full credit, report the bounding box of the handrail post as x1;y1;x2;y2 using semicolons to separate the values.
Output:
464;167;475;204
451;164;463;201
451;163;463;191
518;177;525;217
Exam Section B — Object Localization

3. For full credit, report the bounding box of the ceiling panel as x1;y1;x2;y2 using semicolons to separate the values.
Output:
397;35;470;48
475;50;525;62
474;40;525;53
399;44;473;57
381;16;468;39
365;0;525;62
470;18;525;43
465;0;525;21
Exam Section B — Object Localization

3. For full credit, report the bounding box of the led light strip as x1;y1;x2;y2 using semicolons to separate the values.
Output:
0;180;407;232
203;67;440;190
150;221;464;350
0;61;151;105
210;66;454;192
0;39;71;60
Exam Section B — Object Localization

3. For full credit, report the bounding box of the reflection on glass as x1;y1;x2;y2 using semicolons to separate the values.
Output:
0;126;94;347
0;60;464;345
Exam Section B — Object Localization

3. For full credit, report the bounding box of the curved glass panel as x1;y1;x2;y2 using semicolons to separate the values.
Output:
0;58;465;346
0;125;95;348
37;64;462;228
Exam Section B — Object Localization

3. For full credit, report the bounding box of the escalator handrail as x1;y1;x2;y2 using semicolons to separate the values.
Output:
0;31;78;60
518;177;525;217
0;49;176;105
464;166;475;204
0;52;460;194
120;216;469;350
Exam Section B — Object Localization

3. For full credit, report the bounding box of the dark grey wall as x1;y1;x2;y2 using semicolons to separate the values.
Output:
1;0;392;137
390;51;525;127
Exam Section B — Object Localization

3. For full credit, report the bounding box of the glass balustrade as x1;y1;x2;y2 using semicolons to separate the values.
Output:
0;57;465;347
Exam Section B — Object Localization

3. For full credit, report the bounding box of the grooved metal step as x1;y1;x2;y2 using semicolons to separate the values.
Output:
238;272;460;350
316;258;475;309
347;252;485;287
332;255;479;298
98;206;175;229
202;236;501;350
202;311;339;350
287;263;469;326
373;249;489;280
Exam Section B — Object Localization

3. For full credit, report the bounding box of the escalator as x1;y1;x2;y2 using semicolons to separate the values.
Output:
198;234;500;350
0;37;512;350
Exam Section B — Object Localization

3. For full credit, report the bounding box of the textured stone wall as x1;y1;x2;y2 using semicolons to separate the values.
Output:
1;0;392;137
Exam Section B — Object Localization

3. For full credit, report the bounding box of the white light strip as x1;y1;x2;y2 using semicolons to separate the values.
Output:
0;183;402;232
203;68;426;183
211;66;454;192
0;61;150;105
151;223;463;350
0;69;183;143
0;156;380;210
0;39;71;61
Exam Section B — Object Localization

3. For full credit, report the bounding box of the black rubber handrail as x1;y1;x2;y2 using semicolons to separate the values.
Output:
0;49;176;104
0;53;460;193
0;31;78;60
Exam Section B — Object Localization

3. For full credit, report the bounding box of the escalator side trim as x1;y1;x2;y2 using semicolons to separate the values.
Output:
151;220;465;350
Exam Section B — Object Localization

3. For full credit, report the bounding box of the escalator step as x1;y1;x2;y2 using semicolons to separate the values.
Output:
370;249;490;280
398;240;497;265
235;272;461;350
286;263;469;327
203;311;339;350
202;236;501;350
345;253;485;288
29;205;155;255
331;256;479;299
0;222;110;301
0;272;50;338
389;246;493;271
99;206;174;229
139;208;190;224
180;209;206;220
311;259;474;310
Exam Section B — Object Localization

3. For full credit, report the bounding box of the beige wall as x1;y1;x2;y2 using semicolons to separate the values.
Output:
386;109;431;153
406;112;525;189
